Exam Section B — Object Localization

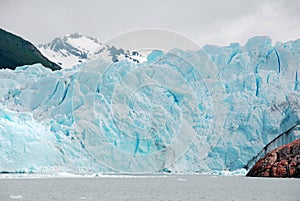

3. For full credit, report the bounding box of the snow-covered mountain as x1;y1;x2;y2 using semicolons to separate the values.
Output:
38;33;146;68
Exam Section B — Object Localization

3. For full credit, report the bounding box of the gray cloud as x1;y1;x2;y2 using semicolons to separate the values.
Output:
0;0;299;47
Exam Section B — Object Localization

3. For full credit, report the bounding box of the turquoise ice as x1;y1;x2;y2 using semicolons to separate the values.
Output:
0;36;299;173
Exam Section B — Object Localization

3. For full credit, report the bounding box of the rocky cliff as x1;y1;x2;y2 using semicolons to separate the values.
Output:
247;139;300;177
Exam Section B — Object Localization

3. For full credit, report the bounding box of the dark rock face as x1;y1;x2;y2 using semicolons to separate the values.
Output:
0;28;61;70
247;138;300;178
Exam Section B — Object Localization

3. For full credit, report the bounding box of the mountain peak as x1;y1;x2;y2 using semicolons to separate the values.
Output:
38;34;147;68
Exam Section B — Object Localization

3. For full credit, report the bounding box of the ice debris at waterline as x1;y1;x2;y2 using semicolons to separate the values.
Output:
0;36;299;173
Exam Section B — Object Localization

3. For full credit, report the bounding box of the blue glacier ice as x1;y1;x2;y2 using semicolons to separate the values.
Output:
0;36;299;173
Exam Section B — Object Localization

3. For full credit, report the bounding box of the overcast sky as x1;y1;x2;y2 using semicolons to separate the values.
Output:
1;0;300;47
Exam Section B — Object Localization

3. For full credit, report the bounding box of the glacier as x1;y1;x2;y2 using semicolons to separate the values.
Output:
0;36;299;173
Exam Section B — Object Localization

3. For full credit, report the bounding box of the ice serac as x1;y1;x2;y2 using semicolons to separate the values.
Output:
0;36;299;173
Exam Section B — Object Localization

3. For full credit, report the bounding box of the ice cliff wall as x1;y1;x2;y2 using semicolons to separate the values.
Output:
0;36;299;173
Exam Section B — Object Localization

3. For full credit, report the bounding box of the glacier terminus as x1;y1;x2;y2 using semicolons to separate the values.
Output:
0;36;299;174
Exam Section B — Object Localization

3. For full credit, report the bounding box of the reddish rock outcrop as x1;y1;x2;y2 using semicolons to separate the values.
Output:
246;138;300;178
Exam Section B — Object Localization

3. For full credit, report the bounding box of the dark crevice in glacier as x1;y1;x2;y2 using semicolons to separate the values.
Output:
227;50;238;65
255;75;260;97
165;89;179;104
31;103;41;111
96;86;100;93
134;133;140;155
274;49;281;73
254;64;258;74
295;61;299;91
58;82;69;105
80;140;86;149
45;81;60;104
266;48;274;58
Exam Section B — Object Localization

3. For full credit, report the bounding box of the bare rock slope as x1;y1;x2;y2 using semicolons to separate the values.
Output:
247;139;300;178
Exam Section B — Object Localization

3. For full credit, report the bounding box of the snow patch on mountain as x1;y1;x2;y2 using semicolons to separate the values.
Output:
38;33;147;68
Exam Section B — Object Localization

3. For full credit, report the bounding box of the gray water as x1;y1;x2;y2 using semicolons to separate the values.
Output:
0;175;299;201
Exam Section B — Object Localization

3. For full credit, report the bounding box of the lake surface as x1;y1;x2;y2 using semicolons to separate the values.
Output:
0;175;299;201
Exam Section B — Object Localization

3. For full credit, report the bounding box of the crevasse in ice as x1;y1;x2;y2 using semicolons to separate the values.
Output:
0;36;299;173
